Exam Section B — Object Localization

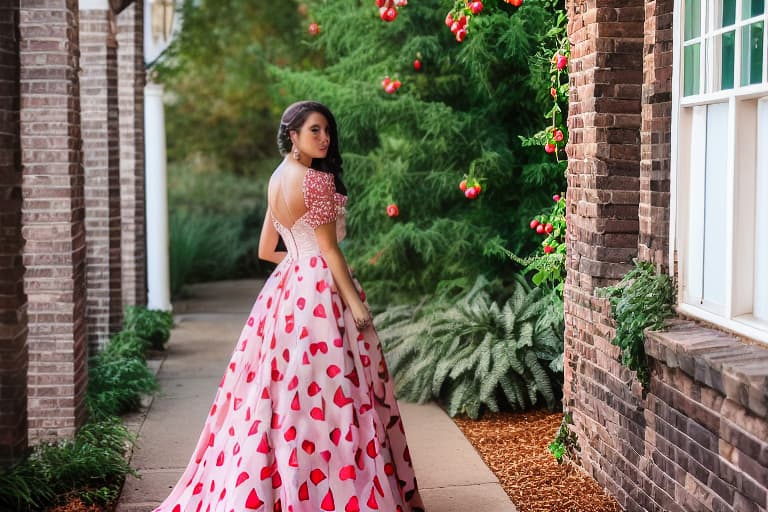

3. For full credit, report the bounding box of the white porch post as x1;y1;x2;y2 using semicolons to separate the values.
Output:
144;82;171;311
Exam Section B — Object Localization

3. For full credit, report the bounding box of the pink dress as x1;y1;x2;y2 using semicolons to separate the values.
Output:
153;169;425;512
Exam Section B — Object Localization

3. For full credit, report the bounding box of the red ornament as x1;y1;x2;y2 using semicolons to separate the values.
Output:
544;223;554;234
465;187;478;199
413;59;422;71
308;22;320;36
530;219;540;229
544;142;556;154
386;204;399;217
469;1;483;14
553;129;564;142
556;54;568;71
455;28;468;43
459;179;467;192
380;6;397;22
543;245;554;254
553;194;561;202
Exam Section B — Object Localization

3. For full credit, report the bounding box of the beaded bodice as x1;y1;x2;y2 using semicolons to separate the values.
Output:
272;168;347;260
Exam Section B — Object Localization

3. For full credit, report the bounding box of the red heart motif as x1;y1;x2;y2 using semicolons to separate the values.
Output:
172;505;181;512
339;465;356;481
327;365;341;378
236;471;249;487
310;342;328;355
246;371;256;383
245;489;263;509
219;488;226;501
296;297;306;310
260;465;273;480
366;439;377;458
208;433;215;446
228;425;235;436
193;482;203;495
384;463;395;475
302;440;315;454
333;337;343;347
321;489;335;511
345;426;354;442
316;280;328;293
289;447;298;467
271;412;281;429
256;433;269;453
360;403;372;415
291;393;300;410
310;468;326;485
313;304;327;318
367;487;378;509
302;352;310;364
209;404;217;416
300;326;309;339
333;386;353;408
320;449;332;462
285;314;295;333
360;354;371;367
298;482;309;501
283;348;290;362
287;375;298;390
216;451;224;466
233;397;243;410
373;475;384;496
332;303;341;319
345;496;360;512
310;256;318;267
248;420;259;437
233;442;240;455
261;387;270;399
284;426;296;441
345;368;360;386
240;339;248;351
247;317;254;326
229;362;236;372
272;471;282;489
330;428;341;445
307;382;321;396
310;407;325;420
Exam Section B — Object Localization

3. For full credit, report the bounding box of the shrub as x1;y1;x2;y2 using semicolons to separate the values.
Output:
0;418;137;510
376;275;564;418
123;306;173;351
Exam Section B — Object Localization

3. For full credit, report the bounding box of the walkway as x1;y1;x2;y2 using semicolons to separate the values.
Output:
117;280;516;512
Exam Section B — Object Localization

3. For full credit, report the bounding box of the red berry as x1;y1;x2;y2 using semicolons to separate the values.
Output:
455;28;467;42
392;79;401;89
384;82;397;94
450;21;460;33
458;15;468;27
380;6;397;21
550;87;557;98
413;59;422;71
544;223;553;234
556;54;568;71
386;204;399;217
445;12;454;26
553;129;564;142
465;187;478;199
552;194;561;202
530;219;540;229
474;183;482;193
308;22;320;36
544;142;556;154
509;0;522;6
459;179;467;192
375;0;385;7
469;1;483;14
381;76;391;88
536;224;545;234
544;245;554;254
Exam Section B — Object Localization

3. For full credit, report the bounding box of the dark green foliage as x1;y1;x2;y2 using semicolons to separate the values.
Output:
548;411;579;464
87;328;158;420
155;0;319;173
123;306;174;351
0;418;136;510
597;260;676;390
270;0;567;301
376;276;564;418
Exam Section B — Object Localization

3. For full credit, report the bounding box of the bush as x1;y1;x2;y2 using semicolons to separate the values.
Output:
123;306;173;351
0;418;137;511
376;275;564;418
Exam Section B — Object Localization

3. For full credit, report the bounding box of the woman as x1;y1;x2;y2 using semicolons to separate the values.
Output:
153;101;425;512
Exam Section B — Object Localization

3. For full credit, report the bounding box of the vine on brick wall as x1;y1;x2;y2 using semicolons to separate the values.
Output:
596;260;676;391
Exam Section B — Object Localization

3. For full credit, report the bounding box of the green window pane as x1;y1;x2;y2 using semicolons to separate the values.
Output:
684;43;701;95
715;31;736;90
741;21;765;85
742;0;765;18
685;0;701;40
718;0;737;27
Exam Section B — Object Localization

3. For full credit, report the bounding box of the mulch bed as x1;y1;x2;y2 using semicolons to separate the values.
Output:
453;409;622;512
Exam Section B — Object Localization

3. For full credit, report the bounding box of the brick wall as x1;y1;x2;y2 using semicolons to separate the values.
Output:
19;0;89;442
565;2;768;511
639;0;673;269
563;0;647;508
116;1;146;308
80;7;123;351
0;1;28;459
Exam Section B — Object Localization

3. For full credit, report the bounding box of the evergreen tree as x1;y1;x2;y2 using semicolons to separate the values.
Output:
271;0;566;302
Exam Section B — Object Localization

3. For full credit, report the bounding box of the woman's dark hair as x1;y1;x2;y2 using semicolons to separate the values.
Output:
277;100;347;195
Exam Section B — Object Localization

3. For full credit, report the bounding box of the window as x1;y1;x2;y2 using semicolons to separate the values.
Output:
674;0;768;343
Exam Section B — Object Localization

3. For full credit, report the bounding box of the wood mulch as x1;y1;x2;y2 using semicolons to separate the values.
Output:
453;408;622;512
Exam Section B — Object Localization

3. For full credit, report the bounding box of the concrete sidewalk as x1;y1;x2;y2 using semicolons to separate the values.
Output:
117;280;516;512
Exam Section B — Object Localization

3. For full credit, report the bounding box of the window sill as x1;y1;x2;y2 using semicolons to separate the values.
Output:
645;319;768;419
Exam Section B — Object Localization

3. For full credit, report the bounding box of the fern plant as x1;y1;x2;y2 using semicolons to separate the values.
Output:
596;260;676;390
376;275;564;418
123;305;174;351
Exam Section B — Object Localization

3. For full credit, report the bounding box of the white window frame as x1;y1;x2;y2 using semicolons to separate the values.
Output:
671;0;768;344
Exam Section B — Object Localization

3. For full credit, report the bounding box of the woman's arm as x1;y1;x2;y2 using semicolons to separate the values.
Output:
258;207;287;265
315;222;371;329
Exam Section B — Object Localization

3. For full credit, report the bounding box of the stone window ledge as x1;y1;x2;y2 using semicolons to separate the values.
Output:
645;319;768;419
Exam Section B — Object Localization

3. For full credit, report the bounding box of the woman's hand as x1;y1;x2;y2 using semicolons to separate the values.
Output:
350;300;371;330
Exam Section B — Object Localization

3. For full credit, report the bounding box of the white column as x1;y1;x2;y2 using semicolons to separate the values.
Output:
144;81;171;311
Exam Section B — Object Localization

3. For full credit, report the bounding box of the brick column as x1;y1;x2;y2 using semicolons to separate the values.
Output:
80;4;122;350
116;1;147;308
0;3;28;459
639;0;673;269
564;1;645;508
19;0;88;442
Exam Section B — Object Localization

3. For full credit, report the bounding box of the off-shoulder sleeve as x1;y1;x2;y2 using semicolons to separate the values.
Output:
302;169;338;229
